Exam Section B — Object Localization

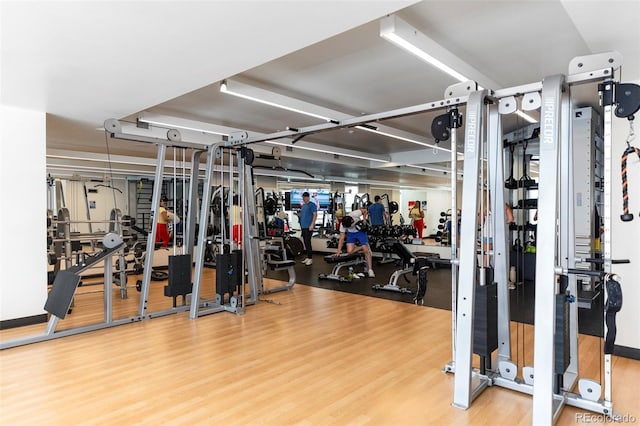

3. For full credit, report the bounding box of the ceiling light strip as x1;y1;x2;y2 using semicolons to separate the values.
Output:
355;125;450;152
138;112;231;136
405;163;464;176
379;15;500;90
221;80;335;122
381;32;471;83
265;140;388;163
515;110;538;124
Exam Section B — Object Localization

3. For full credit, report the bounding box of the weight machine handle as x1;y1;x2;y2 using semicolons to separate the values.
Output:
583;258;631;264
620;144;640;221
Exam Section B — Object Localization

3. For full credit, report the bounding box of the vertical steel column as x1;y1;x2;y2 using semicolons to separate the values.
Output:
238;154;246;311
185;150;204;259
228;148;235;250
601;81;614;406
488;102;511;361
138;144;166;317
532;74;565;425
190;144;218;319
559;87;579;389
450;108;459;368
453;89;488;409
104;255;113;323
242;154;261;305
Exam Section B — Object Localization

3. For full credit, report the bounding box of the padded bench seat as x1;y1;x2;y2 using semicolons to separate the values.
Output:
268;260;296;271
414;252;447;269
323;253;364;264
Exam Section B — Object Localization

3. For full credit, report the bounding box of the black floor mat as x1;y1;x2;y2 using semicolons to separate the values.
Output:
264;252;604;337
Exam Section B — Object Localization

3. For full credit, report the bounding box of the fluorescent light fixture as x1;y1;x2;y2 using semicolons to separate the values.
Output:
381;32;472;83
380;15;500;90
138;112;230;136
265;140;388;163
515;110;538;124
405;163;464;176
221;80;334;122
355;125;450;152
254;169;324;181
48;153;159;168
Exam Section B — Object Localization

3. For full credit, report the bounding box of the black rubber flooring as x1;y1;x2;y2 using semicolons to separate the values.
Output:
264;252;604;337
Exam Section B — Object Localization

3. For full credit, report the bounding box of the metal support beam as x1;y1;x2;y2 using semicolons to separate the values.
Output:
488;102;511;362
452;89;488;409
138;144;166;317
532;74;565;425
190;145;220;319
559;84;579;390
449;106;461;371
233;96;470;146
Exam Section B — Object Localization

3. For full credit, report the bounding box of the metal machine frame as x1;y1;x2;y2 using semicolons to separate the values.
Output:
449;52;629;424
1;234;126;349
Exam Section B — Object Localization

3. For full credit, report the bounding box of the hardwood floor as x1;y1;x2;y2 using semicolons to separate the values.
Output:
1;272;638;425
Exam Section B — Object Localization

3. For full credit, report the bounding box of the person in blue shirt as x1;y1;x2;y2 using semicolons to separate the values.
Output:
368;195;387;226
297;191;317;265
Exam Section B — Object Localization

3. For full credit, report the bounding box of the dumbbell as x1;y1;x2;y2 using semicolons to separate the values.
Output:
355;220;370;233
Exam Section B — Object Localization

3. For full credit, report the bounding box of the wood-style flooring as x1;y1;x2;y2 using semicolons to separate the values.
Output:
1;271;638;425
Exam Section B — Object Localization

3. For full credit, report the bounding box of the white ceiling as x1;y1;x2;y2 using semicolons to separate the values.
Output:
2;0;639;188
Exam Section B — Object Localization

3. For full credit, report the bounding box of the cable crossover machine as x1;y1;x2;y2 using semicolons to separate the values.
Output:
434;52;639;425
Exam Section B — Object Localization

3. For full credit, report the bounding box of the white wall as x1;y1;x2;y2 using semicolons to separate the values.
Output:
610;78;640;350
0;105;47;321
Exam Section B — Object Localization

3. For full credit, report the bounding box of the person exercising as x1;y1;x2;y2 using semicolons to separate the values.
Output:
334;208;375;278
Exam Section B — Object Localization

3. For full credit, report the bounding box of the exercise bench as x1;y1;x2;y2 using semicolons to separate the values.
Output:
372;242;416;294
319;252;368;283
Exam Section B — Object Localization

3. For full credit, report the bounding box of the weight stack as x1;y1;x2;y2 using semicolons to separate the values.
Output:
215;251;242;302
164;254;193;298
473;282;498;357
554;293;570;374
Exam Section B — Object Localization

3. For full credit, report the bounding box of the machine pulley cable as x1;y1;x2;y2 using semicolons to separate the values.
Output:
103;130;120;225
